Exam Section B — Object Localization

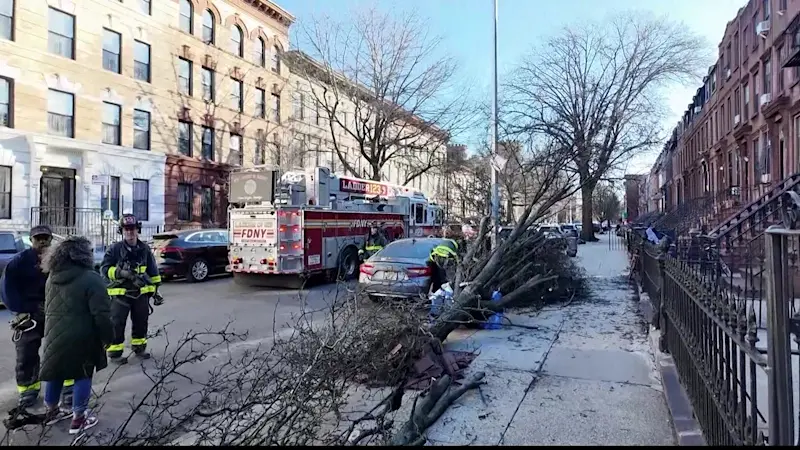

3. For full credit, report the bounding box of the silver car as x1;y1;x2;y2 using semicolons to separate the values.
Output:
358;237;457;301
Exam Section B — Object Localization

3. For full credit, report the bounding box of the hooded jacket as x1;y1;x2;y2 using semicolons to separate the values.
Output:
39;236;114;381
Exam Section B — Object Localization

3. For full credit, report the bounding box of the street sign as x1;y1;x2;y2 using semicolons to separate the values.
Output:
92;174;110;185
103;210;115;220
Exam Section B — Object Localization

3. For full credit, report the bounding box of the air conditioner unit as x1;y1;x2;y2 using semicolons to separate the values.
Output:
734;114;741;125
760;93;772;106
760;173;771;184
726;68;731;80
694;106;702;114
756;20;771;36
778;8;785;15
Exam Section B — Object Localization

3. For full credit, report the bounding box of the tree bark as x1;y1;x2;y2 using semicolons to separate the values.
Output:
581;183;597;242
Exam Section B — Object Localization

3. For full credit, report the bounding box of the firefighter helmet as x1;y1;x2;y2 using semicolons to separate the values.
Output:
118;214;142;234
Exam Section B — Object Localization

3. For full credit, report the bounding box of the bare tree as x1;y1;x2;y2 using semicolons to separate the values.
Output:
505;11;708;241
592;182;622;224
285;7;476;185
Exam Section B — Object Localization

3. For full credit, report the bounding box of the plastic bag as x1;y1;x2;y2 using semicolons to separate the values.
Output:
429;282;454;316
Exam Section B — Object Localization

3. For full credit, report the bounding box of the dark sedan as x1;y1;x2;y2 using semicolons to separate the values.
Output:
152;229;230;282
0;230;27;275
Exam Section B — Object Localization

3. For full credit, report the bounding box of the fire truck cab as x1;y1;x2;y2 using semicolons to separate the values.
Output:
227;166;443;287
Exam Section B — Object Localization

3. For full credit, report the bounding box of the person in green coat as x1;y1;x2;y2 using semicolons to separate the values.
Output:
39;236;114;435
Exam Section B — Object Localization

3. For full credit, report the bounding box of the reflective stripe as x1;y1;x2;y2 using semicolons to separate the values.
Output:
106;344;124;352
150;275;162;284
107;266;117;281
107;288;127;296
108;286;155;295
17;382;41;393
136;265;147;274
365;245;383;251
63;379;75;387
130;338;147;346
140;285;156;294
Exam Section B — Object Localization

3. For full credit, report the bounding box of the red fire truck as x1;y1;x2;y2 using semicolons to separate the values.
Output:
226;166;444;287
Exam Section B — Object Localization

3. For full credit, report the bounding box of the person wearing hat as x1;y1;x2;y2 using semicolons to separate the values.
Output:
99;214;162;363
0;225;73;412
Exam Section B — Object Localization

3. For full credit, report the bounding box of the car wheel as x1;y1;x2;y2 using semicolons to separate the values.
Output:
188;258;210;282
337;248;359;281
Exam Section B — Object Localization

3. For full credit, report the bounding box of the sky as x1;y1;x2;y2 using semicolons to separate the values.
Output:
276;0;748;175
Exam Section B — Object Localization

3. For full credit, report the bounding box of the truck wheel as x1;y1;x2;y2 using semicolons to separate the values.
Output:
337;248;359;281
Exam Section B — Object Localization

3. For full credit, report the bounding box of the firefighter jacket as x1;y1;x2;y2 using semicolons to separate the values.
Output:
0;249;47;314
429;244;458;265
363;232;388;253
100;240;162;297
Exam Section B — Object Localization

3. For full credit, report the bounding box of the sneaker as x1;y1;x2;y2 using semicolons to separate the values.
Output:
44;406;72;426
69;411;98;435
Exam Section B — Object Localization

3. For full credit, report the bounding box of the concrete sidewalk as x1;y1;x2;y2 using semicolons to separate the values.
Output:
426;237;675;446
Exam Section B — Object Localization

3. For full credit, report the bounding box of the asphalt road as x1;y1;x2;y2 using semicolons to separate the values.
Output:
0;274;353;444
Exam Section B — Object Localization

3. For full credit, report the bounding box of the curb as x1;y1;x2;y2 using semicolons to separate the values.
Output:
628;281;706;446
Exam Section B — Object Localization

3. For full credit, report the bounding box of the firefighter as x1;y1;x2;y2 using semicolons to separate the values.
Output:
0;225;74;408
428;242;459;294
359;222;388;260
100;214;162;363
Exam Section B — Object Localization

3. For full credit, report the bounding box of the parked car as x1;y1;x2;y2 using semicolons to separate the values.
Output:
560;223;585;244
358;237;457;301
0;230;28;275
537;224;564;240
152;229;230;282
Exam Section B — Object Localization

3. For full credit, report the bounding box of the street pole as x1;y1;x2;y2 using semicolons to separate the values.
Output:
490;0;500;250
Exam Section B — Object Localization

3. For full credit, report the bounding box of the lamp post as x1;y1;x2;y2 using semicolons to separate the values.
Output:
490;0;500;250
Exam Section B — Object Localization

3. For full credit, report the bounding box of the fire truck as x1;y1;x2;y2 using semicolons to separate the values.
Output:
226;166;444;287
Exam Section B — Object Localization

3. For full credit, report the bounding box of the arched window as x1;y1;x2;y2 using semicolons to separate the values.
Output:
230;25;243;57
201;9;214;44
271;45;281;73
252;37;265;67
179;0;193;33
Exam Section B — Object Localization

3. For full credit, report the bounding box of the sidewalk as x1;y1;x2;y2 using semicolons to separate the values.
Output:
426;236;675;446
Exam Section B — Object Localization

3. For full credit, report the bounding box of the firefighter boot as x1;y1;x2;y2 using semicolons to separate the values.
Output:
18;390;38;408
131;345;151;360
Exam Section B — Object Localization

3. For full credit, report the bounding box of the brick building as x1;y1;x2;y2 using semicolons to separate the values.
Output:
655;0;800;226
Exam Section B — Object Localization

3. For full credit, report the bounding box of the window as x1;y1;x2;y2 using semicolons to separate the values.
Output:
763;57;771;95
271;45;281;73
100;176;120;220
133;109;150;150
201;67;215;101
255;87;265;118
0;0;13;41
178;121;192;156
762;131;771;176
178;58;192;95
202;9;214;44
202;126;214;160
230;133;242;165
778;46;785;92
272;93;280;123
102;102;121;145
177;183;193;221
0;77;10;128
256;129;265;164
795;115;800;171
47;89;74;137
293;85;304;120
230;25;243;57
179;0;193;33
102;29;121;73
133;179;149;221
743;82;750;117
201;186;213;222
252;37;265;67
763;0;770;20
138;0;151;15
231;78;243;112
134;40;151;82
48;8;74;59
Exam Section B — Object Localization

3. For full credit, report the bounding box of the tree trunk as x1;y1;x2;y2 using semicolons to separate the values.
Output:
581;183;596;242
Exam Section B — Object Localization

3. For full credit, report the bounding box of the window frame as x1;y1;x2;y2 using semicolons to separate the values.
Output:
272;92;280;123
133;109;151;150
202;9;215;44
0;165;11;220
0;0;15;42
231;77;243;112
230;133;243;166
271;45;281;73
132;178;149;221
138;0;151;15
201;66;215;101
48;7;75;60
253;37;265;67
255;87;265;118
201;185;214;222
230;25;243;57
178;120;193;157
102;28;122;74
102;101;121;145
178;57;193;96
177;182;193;221
201;126;215;160
47;89;75;138
133;40;151;82
0;76;12;128
179;0;193;34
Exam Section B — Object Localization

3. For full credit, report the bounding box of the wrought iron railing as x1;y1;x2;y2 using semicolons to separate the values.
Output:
30;207;164;249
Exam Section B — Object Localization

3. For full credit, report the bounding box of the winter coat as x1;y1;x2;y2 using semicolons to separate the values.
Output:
0;248;48;314
39;236;114;382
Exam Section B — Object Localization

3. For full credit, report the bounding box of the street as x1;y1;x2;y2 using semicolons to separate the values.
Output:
0;275;350;444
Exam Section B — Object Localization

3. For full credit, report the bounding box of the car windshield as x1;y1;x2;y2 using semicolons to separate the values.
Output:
377;239;442;259
562;225;575;230
539;227;557;233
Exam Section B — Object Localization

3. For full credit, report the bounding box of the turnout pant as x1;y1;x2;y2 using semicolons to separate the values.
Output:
107;296;150;358
14;314;73;405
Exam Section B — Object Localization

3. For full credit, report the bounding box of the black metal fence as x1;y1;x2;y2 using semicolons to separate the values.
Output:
30;207;170;249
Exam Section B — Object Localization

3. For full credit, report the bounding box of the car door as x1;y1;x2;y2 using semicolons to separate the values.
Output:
209;231;229;272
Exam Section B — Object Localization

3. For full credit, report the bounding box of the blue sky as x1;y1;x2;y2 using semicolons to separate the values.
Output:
277;0;747;174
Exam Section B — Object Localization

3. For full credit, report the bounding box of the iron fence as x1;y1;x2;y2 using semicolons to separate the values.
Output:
30;207;165;250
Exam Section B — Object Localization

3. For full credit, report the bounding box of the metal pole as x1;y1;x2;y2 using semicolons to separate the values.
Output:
490;0;500;250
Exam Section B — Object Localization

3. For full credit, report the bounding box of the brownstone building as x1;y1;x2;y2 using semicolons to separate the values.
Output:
656;0;800;227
